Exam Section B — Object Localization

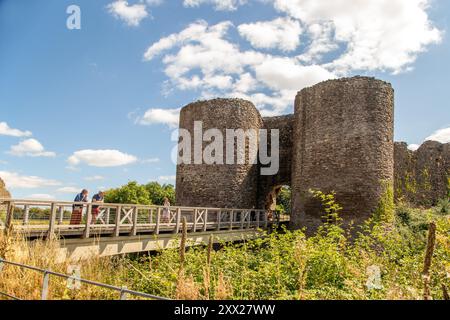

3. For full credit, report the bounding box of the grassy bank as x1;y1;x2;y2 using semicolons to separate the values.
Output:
1;198;449;300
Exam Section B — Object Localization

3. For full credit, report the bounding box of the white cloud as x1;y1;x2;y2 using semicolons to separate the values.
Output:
56;187;81;194
0;122;32;137
183;0;247;11
68;149;138;167
27;194;55;200
107;0;148;26
143;20;334;115
272;0;442;74
84;175;105;181
408;144;420;151
143;1;441;116
425;127;450;144
254;57;336;91
238;17;302;52
175;1;441;73
158;175;176;182
8;139;56;157
137;108;180;127
0;171;61;189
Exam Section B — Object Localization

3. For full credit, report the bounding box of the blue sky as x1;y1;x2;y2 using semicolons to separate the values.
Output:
0;0;449;200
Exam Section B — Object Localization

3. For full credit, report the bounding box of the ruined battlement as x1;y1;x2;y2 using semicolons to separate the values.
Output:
394;140;450;206
175;76;399;233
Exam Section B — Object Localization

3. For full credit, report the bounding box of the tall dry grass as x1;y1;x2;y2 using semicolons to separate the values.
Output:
0;230;129;300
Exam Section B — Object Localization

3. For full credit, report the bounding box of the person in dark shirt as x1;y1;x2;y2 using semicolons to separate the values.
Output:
91;191;105;223
70;189;89;225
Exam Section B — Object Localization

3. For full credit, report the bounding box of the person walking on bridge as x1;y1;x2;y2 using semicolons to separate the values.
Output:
161;197;171;223
70;189;89;225
91;191;104;223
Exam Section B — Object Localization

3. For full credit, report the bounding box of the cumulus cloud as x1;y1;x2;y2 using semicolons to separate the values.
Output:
425;127;450;144
0;122;32;137
107;0;148;26
68;150;138;167
238;17;302;52
137;108;181;127
273;0;442;74
183;0;247;11
142;1;441;117
0;171;61;189
8;139;56;157
143;20;335;116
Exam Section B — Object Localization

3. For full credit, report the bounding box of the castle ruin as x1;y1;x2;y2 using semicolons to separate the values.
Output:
176;76;450;233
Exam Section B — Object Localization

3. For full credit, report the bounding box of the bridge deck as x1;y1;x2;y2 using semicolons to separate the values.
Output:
0;198;288;260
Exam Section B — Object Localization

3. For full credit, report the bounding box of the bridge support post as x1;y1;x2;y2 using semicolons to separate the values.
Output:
23;205;29;225
229;210;234;231
192;209;198;233
203;209;208;232
174;208;181;234
83;204;92;239
155;208;161;235
114;206;122;237
131;207;138;236
58;206;64;225
217;210;222;231
47;203;57;239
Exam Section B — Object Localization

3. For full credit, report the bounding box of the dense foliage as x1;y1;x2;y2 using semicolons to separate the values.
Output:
104;181;175;206
121;193;450;300
276;186;291;214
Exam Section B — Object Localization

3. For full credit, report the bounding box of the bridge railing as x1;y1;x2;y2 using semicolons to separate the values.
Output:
0;198;270;238
0;257;169;300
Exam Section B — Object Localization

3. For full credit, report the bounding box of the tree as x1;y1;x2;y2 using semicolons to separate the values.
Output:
145;182;175;205
104;181;151;205
276;186;291;215
104;181;176;206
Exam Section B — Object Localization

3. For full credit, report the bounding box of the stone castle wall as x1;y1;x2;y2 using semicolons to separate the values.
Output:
290;77;394;232
175;98;263;208
171;76;447;232
394;141;450;206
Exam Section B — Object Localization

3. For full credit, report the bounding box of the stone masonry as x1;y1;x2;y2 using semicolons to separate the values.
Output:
176;98;263;209
176;76;399;233
394;141;450;206
291;77;394;231
170;76;447;233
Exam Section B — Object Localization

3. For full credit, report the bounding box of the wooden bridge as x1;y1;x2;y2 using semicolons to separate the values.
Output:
0;198;287;262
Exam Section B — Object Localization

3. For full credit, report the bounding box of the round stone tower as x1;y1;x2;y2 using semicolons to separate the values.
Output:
291;77;394;233
175;98;263;208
